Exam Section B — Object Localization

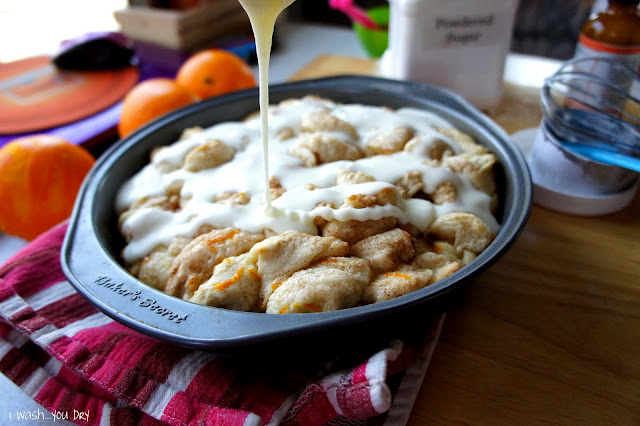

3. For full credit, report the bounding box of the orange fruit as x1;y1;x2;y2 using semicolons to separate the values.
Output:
0;135;95;240
118;78;196;138
176;49;257;100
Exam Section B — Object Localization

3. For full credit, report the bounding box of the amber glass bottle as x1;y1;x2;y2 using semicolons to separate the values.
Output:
575;0;640;71
571;0;640;115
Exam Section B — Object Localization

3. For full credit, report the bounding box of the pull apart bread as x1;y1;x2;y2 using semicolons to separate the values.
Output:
116;96;499;314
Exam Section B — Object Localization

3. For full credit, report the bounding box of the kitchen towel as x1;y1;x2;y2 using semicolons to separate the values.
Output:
0;223;443;425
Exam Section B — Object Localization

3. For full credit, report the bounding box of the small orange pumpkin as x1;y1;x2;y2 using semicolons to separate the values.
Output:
0;135;95;240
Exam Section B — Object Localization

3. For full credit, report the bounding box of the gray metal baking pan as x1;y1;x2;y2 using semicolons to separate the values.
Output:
61;76;532;350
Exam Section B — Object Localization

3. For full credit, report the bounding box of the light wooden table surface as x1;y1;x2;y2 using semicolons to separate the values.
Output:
292;55;640;425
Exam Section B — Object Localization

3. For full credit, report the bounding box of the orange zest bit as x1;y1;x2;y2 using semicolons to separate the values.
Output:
303;303;322;312
205;229;239;251
271;280;283;291
214;267;243;290
187;276;200;292
433;242;447;254
279;303;321;314
384;272;411;280
248;269;261;281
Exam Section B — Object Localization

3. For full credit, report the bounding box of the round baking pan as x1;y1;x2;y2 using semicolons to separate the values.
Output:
61;76;532;350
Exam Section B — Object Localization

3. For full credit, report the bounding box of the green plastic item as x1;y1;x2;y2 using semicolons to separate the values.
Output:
353;6;389;58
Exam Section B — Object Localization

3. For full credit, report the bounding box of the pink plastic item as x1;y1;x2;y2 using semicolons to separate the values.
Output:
329;0;380;30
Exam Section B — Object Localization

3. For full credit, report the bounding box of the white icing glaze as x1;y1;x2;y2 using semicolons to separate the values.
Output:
116;98;500;262
238;0;296;209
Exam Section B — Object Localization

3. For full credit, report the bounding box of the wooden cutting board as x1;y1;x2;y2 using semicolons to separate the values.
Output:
289;54;544;135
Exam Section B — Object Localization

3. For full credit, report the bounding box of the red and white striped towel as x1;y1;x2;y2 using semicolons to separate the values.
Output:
0;223;443;425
